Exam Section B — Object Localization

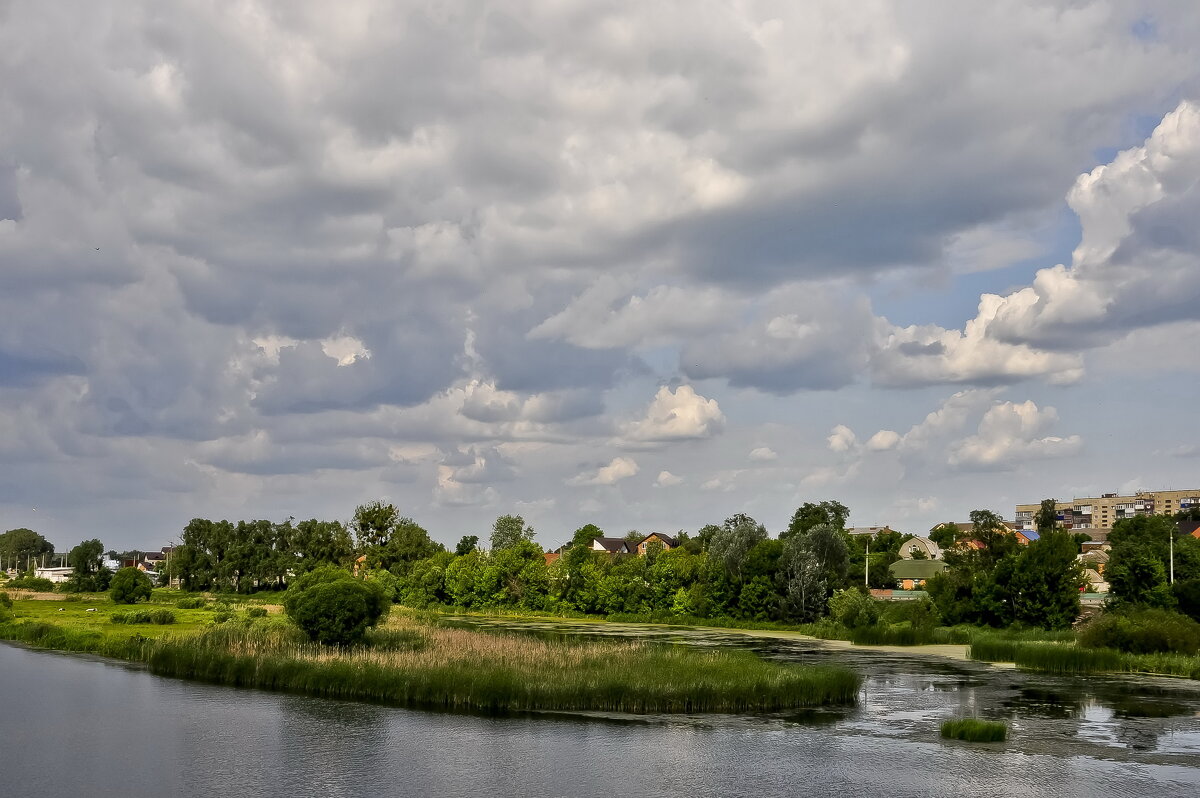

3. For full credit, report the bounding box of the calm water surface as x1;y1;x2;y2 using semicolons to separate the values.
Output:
2;621;1199;798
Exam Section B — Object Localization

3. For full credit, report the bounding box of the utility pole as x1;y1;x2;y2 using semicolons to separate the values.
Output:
865;538;870;587
1170;530;1175;584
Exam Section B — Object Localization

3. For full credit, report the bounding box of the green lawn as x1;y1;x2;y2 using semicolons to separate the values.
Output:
5;597;259;640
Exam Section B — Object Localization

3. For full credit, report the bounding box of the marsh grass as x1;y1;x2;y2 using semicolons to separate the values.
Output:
144;617;861;713
1;614;861;714
970;637;1200;679
941;718;1007;742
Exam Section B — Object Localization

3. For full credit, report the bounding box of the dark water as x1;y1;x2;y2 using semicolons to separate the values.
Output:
2;627;1199;798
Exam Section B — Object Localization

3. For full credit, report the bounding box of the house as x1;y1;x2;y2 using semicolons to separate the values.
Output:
897;536;941;560
1180;520;1200;539
635;533;678;556
590;537;632;555
888;559;948;590
543;551;561;566
1014;530;1039;545
846;526;899;537
1077;549;1109;575
34;566;74;584
1082;568;1109;593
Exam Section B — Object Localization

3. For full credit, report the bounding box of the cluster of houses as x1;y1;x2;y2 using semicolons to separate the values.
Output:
858;520;1200;594
25;547;174;584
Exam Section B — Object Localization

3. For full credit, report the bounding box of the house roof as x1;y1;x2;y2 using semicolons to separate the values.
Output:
1079;549;1109;564
543;552;561;566
1021;530;1040;541
592;537;629;553
846;526;897;536
1180;520;1200;539
889;560;948;579
639;533;678;547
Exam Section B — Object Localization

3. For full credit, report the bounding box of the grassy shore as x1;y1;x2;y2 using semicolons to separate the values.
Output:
969;636;1200;679
0;600;861;714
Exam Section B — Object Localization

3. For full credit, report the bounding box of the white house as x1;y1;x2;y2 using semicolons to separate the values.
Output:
34;566;74;584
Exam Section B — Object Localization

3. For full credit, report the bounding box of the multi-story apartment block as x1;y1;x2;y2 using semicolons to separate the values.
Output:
1015;489;1200;538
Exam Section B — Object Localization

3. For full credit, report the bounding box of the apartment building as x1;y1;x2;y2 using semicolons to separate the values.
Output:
1014;489;1200;537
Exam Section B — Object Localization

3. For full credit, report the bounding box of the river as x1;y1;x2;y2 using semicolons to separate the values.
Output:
2;623;1199;797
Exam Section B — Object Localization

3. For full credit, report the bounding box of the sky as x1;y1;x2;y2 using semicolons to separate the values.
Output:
2;1;1200;553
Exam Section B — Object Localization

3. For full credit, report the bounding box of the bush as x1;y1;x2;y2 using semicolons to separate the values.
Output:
0;591;11;610
112;610;153;624
245;606;268;618
109;568;153;605
212;611;234;623
6;577;55;592
881;596;940;628
176;597;207;609
941;719;1007;742
283;566;389;646
827;589;880;628
1078;608;1200;655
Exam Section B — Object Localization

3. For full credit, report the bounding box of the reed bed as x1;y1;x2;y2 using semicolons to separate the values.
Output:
941;718;1007;742
1;616;861;714
970;637;1200;678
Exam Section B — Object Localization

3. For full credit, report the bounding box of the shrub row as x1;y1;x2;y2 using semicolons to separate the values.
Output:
111;609;176;625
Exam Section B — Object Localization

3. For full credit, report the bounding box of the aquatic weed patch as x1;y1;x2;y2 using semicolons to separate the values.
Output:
941;718;1007;742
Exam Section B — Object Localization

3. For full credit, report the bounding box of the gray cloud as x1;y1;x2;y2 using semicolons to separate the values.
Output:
2;2;1199;548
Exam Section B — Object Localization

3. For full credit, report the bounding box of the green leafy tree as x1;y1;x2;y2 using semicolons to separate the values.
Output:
783;500;850;540
970;509;1020;569
1034;499;1060;536
569;524;604;549
351;501;400;550
0;528;54;571
708;514;767;580
454;535;479;556
292;519;354;574
828;588;881;628
490;514;535;551
109;567;153;604
283;566;388;646
695;524;721;551
1010;530;1085;629
928;522;963;550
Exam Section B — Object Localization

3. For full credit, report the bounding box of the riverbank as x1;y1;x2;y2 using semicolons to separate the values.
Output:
0;603;861;714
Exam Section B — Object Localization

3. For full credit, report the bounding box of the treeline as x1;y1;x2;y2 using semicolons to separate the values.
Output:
165;499;897;620
927;503;1200;628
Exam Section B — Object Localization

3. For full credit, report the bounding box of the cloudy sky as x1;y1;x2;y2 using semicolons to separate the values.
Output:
3;1;1200;552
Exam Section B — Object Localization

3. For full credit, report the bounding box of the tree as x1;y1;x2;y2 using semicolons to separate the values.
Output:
0;528;54;571
1107;514;1183;608
455;535;480;556
66;538;106;592
970;509;1019;569
783;500;850;540
292;519;353;574
109;567;152;604
708;514;767;580
928;522;962;550
490;514;535;551
380;518;442;573
283;566;388;646
1010;530;1085;629
1034;499;1060;536
569;524;604;549
351;500;400;550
